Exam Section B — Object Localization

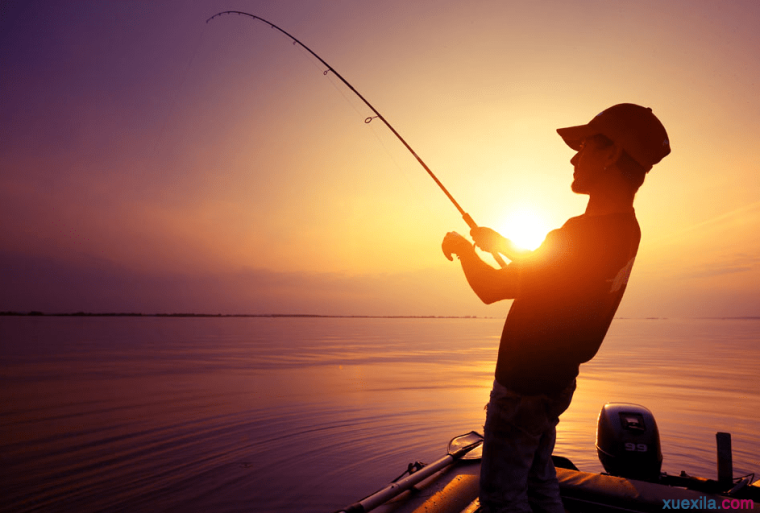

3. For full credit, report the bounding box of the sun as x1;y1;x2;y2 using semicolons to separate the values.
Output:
499;209;550;251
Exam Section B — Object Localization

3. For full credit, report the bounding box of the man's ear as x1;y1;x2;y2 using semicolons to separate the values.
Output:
606;143;624;168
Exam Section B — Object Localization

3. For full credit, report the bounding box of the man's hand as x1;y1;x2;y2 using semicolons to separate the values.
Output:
470;227;530;261
442;229;517;304
470;227;503;254
442;231;474;261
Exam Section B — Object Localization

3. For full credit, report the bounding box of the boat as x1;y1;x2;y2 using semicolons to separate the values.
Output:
335;403;760;512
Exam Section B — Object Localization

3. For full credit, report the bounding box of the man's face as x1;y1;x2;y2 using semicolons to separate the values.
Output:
570;136;612;194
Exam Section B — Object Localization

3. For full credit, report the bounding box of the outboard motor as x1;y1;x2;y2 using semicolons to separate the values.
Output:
596;403;662;481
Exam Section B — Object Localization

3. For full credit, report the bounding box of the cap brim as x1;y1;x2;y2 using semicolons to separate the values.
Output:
556;124;596;150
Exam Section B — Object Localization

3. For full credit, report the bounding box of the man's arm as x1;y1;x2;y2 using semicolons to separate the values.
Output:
442;232;517;304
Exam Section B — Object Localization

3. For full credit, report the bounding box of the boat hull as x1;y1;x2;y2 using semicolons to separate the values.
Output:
371;461;759;513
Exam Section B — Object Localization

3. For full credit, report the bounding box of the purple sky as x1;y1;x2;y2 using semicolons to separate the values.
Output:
2;1;759;317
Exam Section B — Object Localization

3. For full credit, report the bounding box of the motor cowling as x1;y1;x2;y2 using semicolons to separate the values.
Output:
596;403;662;481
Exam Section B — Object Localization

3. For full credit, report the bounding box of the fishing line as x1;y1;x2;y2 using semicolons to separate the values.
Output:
291;42;367;121
220;16;411;209
278;47;418;209
206;11;508;268
363;117;443;225
318;68;441;225
306;52;438;222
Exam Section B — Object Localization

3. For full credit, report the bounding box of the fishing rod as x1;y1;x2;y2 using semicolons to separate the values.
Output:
206;11;508;268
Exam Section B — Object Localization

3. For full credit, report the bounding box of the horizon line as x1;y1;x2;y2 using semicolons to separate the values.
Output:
0;311;489;319
1;311;759;321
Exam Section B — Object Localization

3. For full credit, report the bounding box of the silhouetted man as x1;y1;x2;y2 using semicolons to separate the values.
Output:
442;104;670;513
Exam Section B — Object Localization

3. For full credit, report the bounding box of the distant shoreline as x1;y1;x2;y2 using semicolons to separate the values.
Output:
0;311;488;319
1;312;759;320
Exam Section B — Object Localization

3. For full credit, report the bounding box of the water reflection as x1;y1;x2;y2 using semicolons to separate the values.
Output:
1;317;758;512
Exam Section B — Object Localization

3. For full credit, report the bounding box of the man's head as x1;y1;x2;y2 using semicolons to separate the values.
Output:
557;104;670;194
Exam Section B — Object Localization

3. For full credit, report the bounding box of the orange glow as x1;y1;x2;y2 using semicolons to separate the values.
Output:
497;209;551;251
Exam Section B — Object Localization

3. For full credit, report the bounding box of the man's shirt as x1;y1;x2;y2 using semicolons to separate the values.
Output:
495;212;641;396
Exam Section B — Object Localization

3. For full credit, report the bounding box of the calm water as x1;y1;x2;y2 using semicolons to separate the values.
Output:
1;316;758;512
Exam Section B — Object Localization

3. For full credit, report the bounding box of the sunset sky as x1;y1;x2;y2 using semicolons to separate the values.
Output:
2;0;759;317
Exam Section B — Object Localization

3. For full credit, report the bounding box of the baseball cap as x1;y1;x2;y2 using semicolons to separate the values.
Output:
557;103;671;171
